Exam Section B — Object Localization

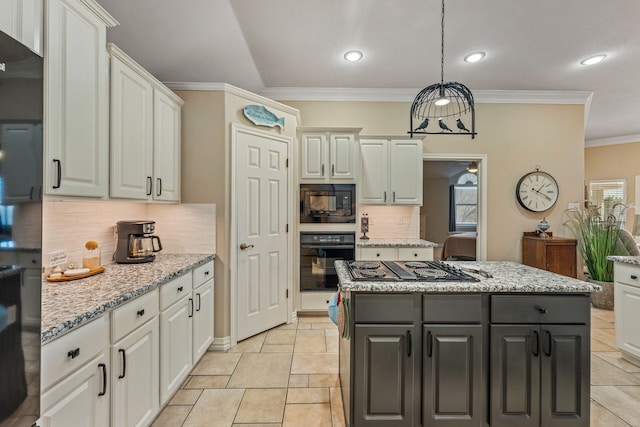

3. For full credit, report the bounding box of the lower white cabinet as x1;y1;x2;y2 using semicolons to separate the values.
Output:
614;263;640;365
192;278;214;364
357;246;434;261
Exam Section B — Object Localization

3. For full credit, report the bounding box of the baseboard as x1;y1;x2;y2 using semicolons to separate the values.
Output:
209;336;231;352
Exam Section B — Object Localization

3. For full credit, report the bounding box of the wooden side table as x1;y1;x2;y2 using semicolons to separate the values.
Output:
522;232;578;278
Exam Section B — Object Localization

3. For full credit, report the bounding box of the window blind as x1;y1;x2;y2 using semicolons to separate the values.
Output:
589;179;626;224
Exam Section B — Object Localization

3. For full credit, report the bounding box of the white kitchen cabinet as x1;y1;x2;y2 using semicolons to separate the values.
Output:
110;289;159;427
0;124;42;203
40;315;110;427
44;0;117;198
192;270;214;363
0;0;43;55
357;246;434;261
108;44;182;202
360;139;422;205
17;251;41;328
614;263;640;366
299;129;358;182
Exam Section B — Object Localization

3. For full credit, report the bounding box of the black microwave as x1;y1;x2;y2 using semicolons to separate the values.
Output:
300;184;356;223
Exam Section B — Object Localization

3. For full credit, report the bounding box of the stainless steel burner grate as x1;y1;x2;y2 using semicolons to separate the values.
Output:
349;261;381;269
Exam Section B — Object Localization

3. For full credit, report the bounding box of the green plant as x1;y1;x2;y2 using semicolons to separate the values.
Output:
564;203;627;282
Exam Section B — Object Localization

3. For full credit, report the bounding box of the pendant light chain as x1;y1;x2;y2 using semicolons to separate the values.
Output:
440;0;445;84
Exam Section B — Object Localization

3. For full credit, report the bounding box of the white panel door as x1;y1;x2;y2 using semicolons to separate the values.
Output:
359;139;388;204
300;133;326;180
152;89;181;202
235;126;289;340
389;139;423;204
330;133;356;180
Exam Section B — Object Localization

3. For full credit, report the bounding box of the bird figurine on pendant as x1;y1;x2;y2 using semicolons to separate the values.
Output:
438;118;452;132
456;118;470;132
414;118;429;131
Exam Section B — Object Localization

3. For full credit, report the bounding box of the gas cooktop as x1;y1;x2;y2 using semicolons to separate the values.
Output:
347;260;480;282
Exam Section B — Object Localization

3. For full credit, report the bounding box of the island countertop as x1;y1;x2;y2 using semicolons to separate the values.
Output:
608;255;640;266
41;253;215;344
337;260;600;293
356;238;437;247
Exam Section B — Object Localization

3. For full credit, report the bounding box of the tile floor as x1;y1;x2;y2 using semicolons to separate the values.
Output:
151;308;640;427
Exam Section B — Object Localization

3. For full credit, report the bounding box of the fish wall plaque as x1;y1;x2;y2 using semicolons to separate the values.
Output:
243;105;285;130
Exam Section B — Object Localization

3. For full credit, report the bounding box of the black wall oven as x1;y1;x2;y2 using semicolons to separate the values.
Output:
300;184;355;223
300;232;355;292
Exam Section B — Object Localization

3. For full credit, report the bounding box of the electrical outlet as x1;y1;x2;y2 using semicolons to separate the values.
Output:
48;250;67;267
568;202;580;211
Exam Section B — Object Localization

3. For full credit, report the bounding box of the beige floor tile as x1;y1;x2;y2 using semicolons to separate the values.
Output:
182;389;244;427
330;387;346;427
617;385;640;400
594;352;640;373
169;389;202;405
274;322;298;330
262;344;294;353
185;375;230;389
592;317;615;329
229;333;266;353
592;385;640;426
297;322;312;330
228;353;293;388
265;329;297;345
282;403;332;427
298;315;331;323
311;322;338;330
234;389;287;423
592;328;617;347
191;352;241;375
325;331;339;353
592;338;617;352
308;374;340;388
590;400;632;427
232;424;281;427
592;355;640;385
294;336;327;353
286;387;330;404
288;374;309;388
592;308;615;322
291;353;339;375
296;329;325;337
151;405;192;427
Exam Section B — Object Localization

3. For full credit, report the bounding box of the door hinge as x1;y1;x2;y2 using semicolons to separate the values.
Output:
285;158;289;168
286;289;289;298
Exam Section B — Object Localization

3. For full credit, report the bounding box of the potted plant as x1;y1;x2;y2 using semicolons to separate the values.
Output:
565;202;629;309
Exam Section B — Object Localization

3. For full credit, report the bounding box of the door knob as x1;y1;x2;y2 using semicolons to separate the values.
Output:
240;243;254;250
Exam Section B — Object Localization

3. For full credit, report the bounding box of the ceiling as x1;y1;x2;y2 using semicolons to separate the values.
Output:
98;0;640;143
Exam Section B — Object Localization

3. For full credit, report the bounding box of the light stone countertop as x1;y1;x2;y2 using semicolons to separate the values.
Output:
41;253;215;344
337;261;600;293
356;238;437;248
608;256;640;266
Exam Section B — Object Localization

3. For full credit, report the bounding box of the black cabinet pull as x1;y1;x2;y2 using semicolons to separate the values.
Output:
67;348;80;359
532;330;539;357
537;306;547;314
406;330;412;357
189;298;193;318
543;330;552;357
631;275;638;280
29;186;34;200
177;286;183;292
204;270;210;276
426;331;433;357
53;159;62;189
146;176;152;196
98;363;107;396
118;349;126;379
196;293;201;311
136;309;145;317
156;178;162;196
332;164;335;176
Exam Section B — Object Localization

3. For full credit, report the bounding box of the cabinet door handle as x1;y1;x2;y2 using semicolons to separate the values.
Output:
98;363;107;396
156;178;162;196
53;159;62;189
393;191;396;202
406;330;412;357
136;309;145;317
189;298;193;318
383;191;387;202
321;164;325;176
146;176;152;196
426;331;433;357
537;306;547;314
29;186;34;200
543;330;552;357
332;164;335;176
67;348;80;359
118;349;126;379
532;330;539;357
196;293;201;311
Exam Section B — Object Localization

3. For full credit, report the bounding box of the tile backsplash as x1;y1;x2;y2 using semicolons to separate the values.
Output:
358;205;420;239
43;201;215;269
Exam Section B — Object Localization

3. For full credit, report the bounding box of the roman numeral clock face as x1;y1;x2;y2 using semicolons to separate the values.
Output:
516;171;559;212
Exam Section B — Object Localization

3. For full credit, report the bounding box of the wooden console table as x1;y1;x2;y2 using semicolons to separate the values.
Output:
522;232;578;278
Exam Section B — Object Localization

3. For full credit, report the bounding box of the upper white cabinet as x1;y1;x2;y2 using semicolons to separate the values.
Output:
44;0;117;198
360;139;422;205
299;128;359;182
108;44;182;202
0;0;43;55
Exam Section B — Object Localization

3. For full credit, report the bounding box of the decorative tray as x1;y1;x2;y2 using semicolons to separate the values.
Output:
46;266;106;282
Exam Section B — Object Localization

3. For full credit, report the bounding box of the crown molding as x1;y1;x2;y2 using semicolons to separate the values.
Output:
585;133;640;148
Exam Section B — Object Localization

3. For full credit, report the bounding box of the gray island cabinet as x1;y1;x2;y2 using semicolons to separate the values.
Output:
336;261;599;427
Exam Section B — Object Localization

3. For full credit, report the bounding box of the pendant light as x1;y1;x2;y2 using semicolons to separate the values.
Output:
409;0;476;139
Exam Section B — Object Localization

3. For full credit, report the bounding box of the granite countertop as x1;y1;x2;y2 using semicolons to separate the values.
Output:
41;253;215;344
608;256;640;266
337;261;600;293
357;238;437;248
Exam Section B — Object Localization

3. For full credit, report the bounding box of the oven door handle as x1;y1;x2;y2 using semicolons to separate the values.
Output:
300;245;355;249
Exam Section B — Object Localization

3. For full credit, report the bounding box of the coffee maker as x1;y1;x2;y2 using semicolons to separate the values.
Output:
115;220;163;264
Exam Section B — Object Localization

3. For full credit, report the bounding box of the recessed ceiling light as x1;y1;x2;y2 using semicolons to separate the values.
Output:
344;50;363;62
580;54;607;65
464;52;485;63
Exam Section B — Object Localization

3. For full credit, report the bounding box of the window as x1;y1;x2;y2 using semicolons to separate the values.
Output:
450;173;477;232
589;179;626;226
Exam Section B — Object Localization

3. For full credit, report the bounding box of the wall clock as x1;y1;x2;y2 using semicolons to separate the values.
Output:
516;169;559;212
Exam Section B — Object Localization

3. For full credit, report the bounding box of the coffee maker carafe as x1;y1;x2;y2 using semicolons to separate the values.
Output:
115;220;163;264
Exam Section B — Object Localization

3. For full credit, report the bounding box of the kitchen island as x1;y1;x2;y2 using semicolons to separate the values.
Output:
336;260;599;427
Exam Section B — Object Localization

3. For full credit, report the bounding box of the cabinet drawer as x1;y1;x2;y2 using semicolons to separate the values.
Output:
398;247;433;260
160;272;192;310
491;295;589;324
41;315;108;391
193;261;214;289
423;295;485;323
111;288;159;342
354;293;415;323
615;263;640;288
359;247;396;260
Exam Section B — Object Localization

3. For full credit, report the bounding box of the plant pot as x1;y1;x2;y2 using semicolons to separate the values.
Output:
587;278;614;310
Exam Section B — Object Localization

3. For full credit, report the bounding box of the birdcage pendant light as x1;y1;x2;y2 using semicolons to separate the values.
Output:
409;0;476;139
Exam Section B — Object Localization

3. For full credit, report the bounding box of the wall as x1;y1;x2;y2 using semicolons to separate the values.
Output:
284;101;585;261
359;205;419;239
585;141;640;228
422;176;450;244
